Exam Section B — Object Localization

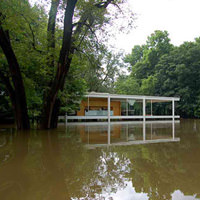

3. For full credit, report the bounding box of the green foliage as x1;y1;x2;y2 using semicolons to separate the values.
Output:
115;30;173;95
73;41;122;93
0;0;133;123
116;30;200;118
24;77;43;120
114;74;140;95
140;75;157;95
124;45;145;71
59;65;87;114
154;41;200;117
0;0;49;121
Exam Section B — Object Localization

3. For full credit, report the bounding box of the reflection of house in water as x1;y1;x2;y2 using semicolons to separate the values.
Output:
67;121;180;148
79;124;121;144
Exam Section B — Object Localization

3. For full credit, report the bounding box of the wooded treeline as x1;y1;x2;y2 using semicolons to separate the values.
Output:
1;1;200;129
0;0;132;129
115;30;200;118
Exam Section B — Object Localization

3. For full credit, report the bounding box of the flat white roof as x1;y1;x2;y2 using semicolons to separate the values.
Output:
85;92;180;101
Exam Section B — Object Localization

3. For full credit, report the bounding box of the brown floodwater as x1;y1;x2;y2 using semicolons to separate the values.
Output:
0;119;200;200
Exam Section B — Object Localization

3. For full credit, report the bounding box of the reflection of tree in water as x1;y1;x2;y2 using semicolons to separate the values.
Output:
0;130;29;200
0;129;131;200
72;150;131;199
1;120;200;199
118;120;200;199
0;132;12;164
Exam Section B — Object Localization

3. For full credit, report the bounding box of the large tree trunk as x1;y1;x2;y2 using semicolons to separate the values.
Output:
50;98;61;128
42;0;61;129
0;24;30;129
41;0;77;129
41;0;114;129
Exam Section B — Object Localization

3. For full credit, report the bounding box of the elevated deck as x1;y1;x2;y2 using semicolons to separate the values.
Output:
64;115;180;120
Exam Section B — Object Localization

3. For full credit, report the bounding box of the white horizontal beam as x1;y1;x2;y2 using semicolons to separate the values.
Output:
64;115;180;120
145;115;180;119
85;138;180;149
85;93;180;101
65;116;108;120
64;120;180;126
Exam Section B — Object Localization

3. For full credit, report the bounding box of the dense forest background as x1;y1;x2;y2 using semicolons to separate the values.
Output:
115;30;200;118
0;0;200;128
0;0;133;128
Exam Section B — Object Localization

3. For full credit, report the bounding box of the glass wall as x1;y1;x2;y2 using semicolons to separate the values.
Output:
121;100;143;116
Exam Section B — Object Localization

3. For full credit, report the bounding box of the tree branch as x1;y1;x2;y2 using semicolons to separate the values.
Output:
95;0;114;8
76;29;88;49
47;0;60;50
9;9;43;53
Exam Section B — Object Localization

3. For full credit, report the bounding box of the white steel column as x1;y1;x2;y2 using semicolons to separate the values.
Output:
143;98;146;120
108;95;110;122
172;99;175;120
151;100;153;116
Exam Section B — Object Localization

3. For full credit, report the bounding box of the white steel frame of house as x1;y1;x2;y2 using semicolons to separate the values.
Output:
65;92;180;122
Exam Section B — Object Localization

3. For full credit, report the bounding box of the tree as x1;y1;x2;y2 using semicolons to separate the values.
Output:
41;0;133;128
0;0;49;129
114;74;140;95
116;30;173;96
140;75;157;95
0;10;30;129
124;34;200;118
154;41;200;117
0;0;134;129
83;49;123;93
125;30;173;80
118;30;200;118
124;45;145;71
